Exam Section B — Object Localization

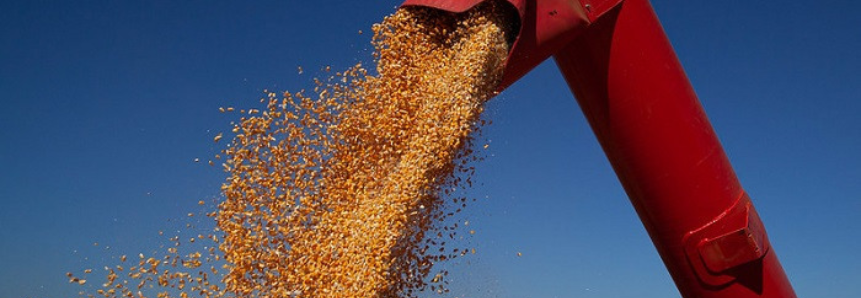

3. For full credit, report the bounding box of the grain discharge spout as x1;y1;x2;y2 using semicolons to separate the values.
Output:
399;0;798;297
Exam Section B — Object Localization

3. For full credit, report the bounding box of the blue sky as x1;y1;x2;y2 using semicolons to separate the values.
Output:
1;1;859;297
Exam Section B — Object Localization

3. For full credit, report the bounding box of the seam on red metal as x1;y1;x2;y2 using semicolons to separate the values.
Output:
577;0;624;22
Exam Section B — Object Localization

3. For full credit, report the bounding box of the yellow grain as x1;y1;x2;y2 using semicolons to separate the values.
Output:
77;2;511;298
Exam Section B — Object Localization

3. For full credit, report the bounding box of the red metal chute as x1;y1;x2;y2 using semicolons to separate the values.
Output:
398;0;797;297
403;0;592;89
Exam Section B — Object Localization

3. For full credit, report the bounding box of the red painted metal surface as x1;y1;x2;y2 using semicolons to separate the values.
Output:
399;0;797;297
402;0;590;89
553;0;796;296
401;0;486;12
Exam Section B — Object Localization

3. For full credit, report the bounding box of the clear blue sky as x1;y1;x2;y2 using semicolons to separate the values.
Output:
1;1;859;297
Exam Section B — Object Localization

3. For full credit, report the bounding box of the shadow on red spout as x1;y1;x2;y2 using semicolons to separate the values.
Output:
401;0;600;90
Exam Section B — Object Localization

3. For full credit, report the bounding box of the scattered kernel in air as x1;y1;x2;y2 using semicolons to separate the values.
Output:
74;2;512;298
75;278;86;285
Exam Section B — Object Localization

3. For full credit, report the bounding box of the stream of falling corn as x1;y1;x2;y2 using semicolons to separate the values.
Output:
70;2;511;298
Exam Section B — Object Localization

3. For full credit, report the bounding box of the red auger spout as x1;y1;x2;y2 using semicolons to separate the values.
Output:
398;1;798;297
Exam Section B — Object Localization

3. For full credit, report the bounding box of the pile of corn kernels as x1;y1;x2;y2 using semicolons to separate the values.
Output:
71;2;511;298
